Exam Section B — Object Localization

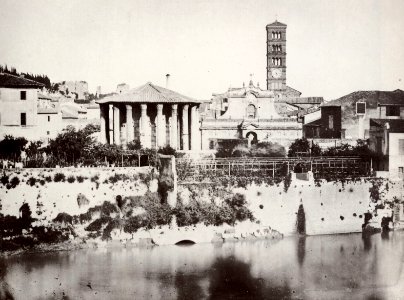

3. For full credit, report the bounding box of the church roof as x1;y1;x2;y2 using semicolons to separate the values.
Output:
0;73;44;88
266;20;287;27
97;82;201;104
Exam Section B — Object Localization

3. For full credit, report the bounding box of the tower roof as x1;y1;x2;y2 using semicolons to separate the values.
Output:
266;20;287;27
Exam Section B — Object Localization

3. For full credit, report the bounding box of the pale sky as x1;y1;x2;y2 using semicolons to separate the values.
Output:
1;0;403;101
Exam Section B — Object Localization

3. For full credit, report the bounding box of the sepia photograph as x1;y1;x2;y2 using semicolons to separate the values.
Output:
1;0;404;299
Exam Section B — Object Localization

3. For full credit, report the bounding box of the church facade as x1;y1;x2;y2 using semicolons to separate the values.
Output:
200;21;323;150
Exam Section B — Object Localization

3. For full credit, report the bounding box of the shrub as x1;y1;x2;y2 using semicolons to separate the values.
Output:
85;216;111;232
27;177;37;187
10;176;20;188
76;175;85;183
53;212;73;224
67;175;76;183
1;174;9;185
102;218;120;240
123;215;147;233
54;173;65;182
45;175;52;182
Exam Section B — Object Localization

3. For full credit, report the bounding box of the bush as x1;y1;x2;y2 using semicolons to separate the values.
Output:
54;173;65;182
45;175;52;182
53;212;73;224
67;175;76;183
85;216;111;232
1;174;9;185
157;145;176;156
76;175;85;183
10;176;20;188
27;177;37;186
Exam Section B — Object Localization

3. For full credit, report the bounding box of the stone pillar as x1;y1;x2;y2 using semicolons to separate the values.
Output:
156;104;164;148
195;105;201;151
113;105;120;145
190;105;197;151
171;104;178;149
140;104;149;148
126;104;134;143
182;104;189;150
100;104;107;144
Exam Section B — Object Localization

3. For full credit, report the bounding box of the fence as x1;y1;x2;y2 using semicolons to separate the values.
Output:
176;156;371;182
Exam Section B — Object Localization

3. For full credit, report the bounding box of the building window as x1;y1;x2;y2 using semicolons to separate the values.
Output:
399;167;404;173
356;102;366;115
328;115;334;129
386;106;400;117
209;140;215;150
20;113;26;126
247;104;256;119
399;139;404;155
48;116;51;122
47;131;50;135
20;91;27;100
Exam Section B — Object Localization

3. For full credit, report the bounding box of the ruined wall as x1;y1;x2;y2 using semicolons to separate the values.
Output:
0;167;157;222
178;176;403;236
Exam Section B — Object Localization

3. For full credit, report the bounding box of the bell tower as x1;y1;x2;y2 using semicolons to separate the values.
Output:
266;21;287;97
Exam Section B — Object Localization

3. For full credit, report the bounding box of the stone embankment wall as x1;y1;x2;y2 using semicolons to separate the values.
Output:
0;167;157;224
1;165;402;250
178;175;403;236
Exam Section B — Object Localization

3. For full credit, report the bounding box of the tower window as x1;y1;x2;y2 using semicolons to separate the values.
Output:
48;116;51;122
247;104;256;119
328;115;334;129
20;91;27;100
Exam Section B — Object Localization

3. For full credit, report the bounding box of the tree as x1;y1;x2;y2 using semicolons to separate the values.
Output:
0;135;28;160
288;138;311;157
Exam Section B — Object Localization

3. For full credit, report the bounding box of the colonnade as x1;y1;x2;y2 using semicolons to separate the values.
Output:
99;102;201;151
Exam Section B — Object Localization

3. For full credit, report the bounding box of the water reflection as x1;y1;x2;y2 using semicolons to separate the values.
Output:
208;255;291;299
297;236;306;267
1;232;404;299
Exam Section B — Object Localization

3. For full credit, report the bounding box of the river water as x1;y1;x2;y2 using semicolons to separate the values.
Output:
1;232;404;300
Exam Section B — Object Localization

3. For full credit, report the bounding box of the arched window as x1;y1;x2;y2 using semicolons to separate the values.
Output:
247;104;256;119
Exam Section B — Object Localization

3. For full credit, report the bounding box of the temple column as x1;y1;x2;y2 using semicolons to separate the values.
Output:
126;104;134;143
140;104;149;148
190;105;196;150
194;105;201;151
170;104;178;149
156;104;164;148
182;104;189;150
100;104;107;144
113;105;120;145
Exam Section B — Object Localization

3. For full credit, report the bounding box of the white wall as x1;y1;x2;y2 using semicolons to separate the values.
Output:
0;87;38;126
389;133;404;177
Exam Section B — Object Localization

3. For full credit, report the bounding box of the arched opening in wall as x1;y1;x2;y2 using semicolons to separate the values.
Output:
175;240;196;246
296;204;306;235
246;131;258;148
247;104;256;119
139;154;149;166
294;163;305;173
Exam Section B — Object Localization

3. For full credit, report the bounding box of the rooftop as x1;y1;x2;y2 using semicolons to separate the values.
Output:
370;119;404;133
266;20;287;27
97;82;201;104
0;73;44;88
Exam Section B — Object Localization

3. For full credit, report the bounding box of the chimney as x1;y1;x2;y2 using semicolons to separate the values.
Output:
166;74;170;89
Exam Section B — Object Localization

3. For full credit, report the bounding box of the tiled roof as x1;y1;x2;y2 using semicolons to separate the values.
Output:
370;119;404;133
96;82;201;104
38;107;58;114
0;73;44;88
267;20;287;27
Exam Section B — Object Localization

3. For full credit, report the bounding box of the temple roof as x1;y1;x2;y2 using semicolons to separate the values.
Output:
97;82;201;104
0;73;44;88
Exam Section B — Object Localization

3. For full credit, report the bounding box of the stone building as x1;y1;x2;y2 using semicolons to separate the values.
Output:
97;82;202;150
201;80;303;150
0;73;44;140
57;80;89;100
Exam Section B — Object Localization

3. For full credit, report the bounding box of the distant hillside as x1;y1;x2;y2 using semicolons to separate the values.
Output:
0;64;51;90
323;89;404;122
